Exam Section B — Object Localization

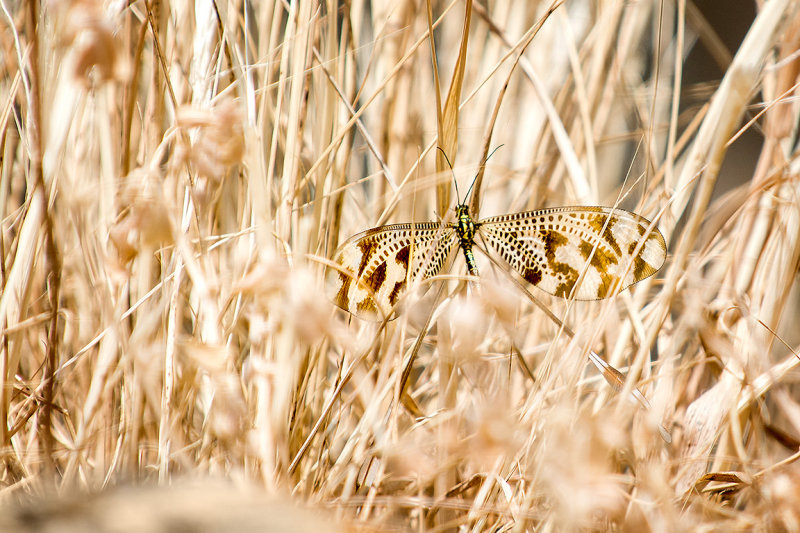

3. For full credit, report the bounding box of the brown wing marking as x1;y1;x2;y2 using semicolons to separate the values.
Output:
478;207;666;299
328;223;457;319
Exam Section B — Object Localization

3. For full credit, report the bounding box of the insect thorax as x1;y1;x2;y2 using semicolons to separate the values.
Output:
455;204;476;242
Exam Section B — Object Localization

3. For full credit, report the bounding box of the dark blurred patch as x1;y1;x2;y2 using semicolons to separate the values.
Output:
683;0;759;197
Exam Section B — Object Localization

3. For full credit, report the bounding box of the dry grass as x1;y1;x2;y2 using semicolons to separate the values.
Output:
1;0;800;530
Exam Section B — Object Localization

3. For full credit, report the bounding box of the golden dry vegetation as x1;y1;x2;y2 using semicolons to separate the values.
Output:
1;0;800;531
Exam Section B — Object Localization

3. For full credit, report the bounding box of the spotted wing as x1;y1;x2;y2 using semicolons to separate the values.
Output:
478;206;666;299
328;223;458;320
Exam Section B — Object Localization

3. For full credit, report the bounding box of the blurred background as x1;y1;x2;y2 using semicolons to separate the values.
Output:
1;1;799;531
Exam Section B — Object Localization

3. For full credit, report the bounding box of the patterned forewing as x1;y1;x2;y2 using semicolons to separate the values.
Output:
479;207;666;299
328;223;457;319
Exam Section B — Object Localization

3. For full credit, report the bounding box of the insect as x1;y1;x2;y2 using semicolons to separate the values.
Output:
329;177;666;321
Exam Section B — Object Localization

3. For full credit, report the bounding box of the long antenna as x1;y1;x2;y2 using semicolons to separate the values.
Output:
436;147;460;203
463;144;504;202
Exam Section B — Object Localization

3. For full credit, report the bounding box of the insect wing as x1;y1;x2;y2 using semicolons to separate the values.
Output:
478;206;666;299
328;223;457;319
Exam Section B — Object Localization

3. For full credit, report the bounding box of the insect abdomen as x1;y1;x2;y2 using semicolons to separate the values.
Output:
461;242;479;277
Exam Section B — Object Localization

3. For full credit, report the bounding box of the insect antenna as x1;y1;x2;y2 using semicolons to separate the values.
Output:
436;145;504;213
463;144;504;206
436;147;462;206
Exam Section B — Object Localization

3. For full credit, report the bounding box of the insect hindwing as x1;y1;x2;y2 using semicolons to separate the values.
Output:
479;206;666;300
328;223;457;320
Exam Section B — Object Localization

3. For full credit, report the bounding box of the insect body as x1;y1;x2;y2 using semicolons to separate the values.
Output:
329;200;666;320
455;204;479;277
